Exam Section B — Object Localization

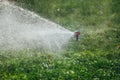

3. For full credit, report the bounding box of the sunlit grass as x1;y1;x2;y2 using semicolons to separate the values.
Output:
0;0;119;79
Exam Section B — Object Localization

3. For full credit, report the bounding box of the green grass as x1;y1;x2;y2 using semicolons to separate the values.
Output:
0;50;120;80
0;0;120;80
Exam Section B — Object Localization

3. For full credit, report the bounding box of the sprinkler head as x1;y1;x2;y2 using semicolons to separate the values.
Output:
74;31;80;41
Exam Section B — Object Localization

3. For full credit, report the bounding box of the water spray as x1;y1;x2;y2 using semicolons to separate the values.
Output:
0;1;74;52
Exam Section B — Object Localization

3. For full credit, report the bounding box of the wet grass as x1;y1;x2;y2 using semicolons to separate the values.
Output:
0;0;120;80
0;48;120;80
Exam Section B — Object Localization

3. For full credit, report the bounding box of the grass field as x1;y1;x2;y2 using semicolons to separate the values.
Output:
0;0;120;79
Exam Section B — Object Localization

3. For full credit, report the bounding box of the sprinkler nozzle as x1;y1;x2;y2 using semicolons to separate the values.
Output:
74;31;80;41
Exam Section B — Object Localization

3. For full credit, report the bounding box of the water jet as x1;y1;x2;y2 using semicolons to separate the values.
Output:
0;1;75;53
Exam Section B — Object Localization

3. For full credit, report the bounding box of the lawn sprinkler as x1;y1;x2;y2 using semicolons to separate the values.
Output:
74;31;80;41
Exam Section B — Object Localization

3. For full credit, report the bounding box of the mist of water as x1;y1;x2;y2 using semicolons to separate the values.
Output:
0;1;74;52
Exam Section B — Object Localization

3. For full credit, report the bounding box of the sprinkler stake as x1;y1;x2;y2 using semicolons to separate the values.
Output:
74;31;80;41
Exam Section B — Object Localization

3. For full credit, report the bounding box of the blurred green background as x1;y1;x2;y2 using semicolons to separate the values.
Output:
0;0;120;79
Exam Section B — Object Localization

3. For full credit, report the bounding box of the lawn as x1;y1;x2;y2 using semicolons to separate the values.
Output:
0;0;120;79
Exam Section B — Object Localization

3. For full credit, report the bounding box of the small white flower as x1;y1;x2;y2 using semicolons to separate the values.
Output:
57;8;60;12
